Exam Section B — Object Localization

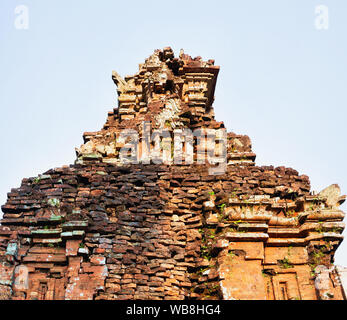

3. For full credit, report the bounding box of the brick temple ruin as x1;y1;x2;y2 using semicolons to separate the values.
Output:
1;47;346;300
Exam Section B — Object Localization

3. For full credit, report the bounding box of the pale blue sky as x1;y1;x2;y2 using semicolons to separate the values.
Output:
1;0;347;265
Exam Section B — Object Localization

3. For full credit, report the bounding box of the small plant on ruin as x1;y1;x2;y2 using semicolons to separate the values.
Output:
33;176;41;184
230;188;239;199
47;198;60;208
315;222;324;233
228;251;235;261
331;227;341;233
309;265;317;278
218;203;226;212
324;241;333;250
212;283;219;290
312;249;325;265
208;229;216;239
217;210;228;223
216;203;227;222
261;270;274;278
278;257;293;269
201;251;212;261
288;246;293;257
285;210;295;217
200;243;212;261
206;283;220;297
231;220;242;226
197;267;210;275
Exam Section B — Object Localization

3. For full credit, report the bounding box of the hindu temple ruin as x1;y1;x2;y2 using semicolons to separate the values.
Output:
0;47;346;300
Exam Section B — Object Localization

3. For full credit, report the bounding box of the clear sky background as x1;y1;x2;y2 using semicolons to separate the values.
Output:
1;0;346;265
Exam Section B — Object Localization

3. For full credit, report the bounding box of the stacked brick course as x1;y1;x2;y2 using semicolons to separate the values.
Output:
0;48;345;300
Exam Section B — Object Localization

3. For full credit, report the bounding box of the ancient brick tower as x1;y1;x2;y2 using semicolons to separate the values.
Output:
0;47;346;300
